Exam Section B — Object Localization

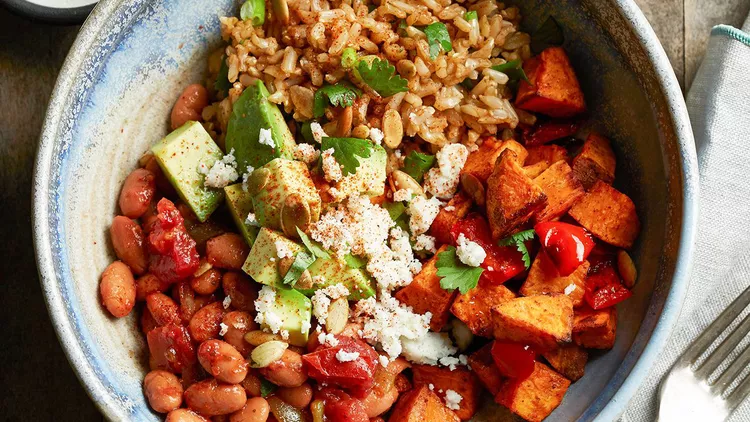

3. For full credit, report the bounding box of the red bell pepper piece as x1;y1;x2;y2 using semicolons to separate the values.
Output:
490;341;536;380
303;336;379;393
522;120;581;146
451;214;526;284
584;265;632;309
535;221;595;276
148;198;200;284
317;388;369;422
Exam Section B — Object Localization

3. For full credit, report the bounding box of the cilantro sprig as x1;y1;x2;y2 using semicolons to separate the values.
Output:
321;137;374;175
259;377;277;397
498;229;536;269
296;227;330;259
424;22;452;60
402;151;435;183
355;58;408;98
436;246;484;294
313;82;362;118
464;11;477;21
214;56;231;95
492;59;530;85
281;250;315;287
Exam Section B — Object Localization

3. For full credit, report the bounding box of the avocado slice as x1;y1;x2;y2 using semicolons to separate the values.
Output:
243;227;305;287
151;121;224;222
224;183;259;247
225;80;296;170
259;286;312;347
297;257;376;300
328;144;387;203
250;159;321;232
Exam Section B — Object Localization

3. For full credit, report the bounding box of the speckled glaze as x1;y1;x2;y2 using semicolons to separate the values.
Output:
32;0;698;420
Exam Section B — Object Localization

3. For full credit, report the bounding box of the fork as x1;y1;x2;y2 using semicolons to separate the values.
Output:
658;284;750;421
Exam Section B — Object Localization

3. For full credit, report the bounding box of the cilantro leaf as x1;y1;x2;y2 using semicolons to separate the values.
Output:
403;151;435;183
436;246;483;294
531;16;564;54
355;58;408;98
240;0;265;26
344;253;367;269
498;229;536;269
313;82;362;118
382;201;409;231
321;137;374;175
424;22;452;60
214;56;231;95
492;59;530;84
296;227;330;259
464;11;477;21
281;251;315;287
259;377;277;397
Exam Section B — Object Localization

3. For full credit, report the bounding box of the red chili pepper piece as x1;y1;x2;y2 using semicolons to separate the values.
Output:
451;214;526;285
584;265;632;309
534;221;595;276
523;120;581;146
317;388;369;422
490;341;536;380
148;198;200;284
303;336;379;392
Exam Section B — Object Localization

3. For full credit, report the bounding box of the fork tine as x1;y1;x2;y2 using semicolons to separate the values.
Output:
712;342;750;396
726;371;750;412
681;285;750;365
694;311;750;380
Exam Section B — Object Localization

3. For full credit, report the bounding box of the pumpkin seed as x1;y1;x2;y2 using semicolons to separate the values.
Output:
296;269;313;290
244;330;285;346
250;340;288;368
617;250;637;288
326;298;349;334
382;109;404;149
351;124;370;139
391;170;423;196
460;173;485;206
271;0;290;24
247;168;270;195
193;259;213;278
278;256;295;277
280;194;311;238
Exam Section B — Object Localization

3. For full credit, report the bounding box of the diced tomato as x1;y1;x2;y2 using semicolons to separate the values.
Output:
522;120;581;146
451;214;526;284
584;265;632;309
146;325;196;374
318;388;369;422
303;336;379;393
490;341;536;380
534;221;595;276
148;198;200;284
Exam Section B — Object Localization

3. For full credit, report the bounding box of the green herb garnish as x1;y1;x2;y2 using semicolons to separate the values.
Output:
344;254;367;269
355;58;408;98
320;137;374;175
492;59;530;85
240;0;265;26
341;48;358;69
297;227;330;260
464;11;477;21
313;82;362;118
260;377;277;397
281;250;315;287
214;56;231;95
436;246;484;294
531;16;564;54
498;229;536;269
402;151;436;183
424;22;452;60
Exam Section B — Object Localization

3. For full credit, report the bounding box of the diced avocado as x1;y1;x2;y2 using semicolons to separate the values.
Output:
224;183;259;246
250;159;322;231
297;257;376;300
225;80;296;170
151;121;224;222
243;228;304;287
260;287;311;347
328;144;387;202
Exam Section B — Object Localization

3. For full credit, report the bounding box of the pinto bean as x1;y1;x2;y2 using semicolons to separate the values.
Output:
144;157;176;198
141;308;158;334
222;311;257;356
143;370;183;413
100;261;136;318
146;292;182;326
240;372;262;398
276;384;313;409
207;234;250;270
136;274;167;301
166;409;209;422
258;350;307;388
110;216;148;275
171;84;209;130
229;397;270;422
192;268;222;295
198;339;249;384
185;379;247;416
119;168;156;219
222;272;258;312
189;302;225;342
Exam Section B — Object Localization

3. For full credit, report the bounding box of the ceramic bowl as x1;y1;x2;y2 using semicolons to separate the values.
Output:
33;0;699;420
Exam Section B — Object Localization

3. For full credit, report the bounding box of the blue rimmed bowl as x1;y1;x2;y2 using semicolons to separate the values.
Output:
32;0;698;420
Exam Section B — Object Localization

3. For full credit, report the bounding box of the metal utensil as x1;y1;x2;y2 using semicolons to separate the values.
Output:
658;285;750;421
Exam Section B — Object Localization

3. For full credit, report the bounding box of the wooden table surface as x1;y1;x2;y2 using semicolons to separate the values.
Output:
0;1;747;420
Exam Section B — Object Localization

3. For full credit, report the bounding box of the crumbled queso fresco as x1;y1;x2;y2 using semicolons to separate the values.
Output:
456;233;487;267
258;127;275;148
424;143;469;199
200;148;239;188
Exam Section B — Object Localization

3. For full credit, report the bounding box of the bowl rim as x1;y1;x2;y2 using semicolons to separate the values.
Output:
32;0;699;420
0;0;97;24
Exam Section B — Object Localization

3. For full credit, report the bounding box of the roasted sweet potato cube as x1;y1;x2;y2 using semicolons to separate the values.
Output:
468;343;504;395
526;145;569;166
486;150;548;240
395;246;456;331
430;191;472;245
520;250;588;307
572;133;616;190
495;362;571;422
573;305;617;349
462;138;528;183
568;181;640;248
491;294;574;351
451;283;516;337
533;161;585;222
412;365;481;420
542;343;588;381
523;162;549;179
390;385;461;422
516;47;586;118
